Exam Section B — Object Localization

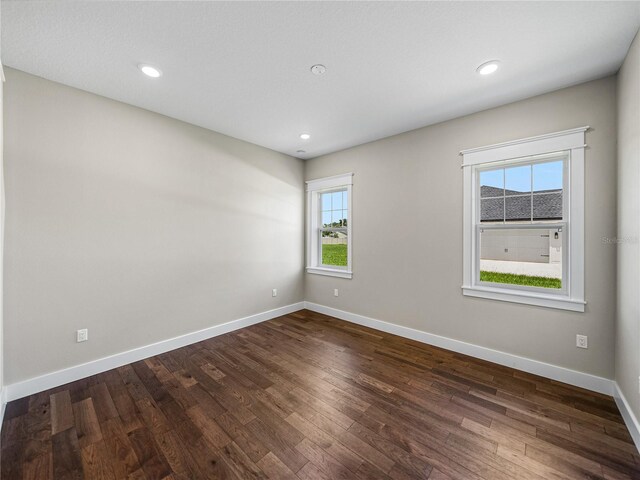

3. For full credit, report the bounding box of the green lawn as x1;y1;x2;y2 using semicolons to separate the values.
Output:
319;247;559;287
480;271;561;289
322;244;347;266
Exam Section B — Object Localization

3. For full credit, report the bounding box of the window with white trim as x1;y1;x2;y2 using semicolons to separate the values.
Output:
306;173;353;279
461;128;587;312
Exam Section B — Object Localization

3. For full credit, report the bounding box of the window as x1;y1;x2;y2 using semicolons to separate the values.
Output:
306;173;353;278
461;128;587;311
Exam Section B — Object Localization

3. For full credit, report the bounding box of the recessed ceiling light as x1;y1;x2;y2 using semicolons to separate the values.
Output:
138;64;162;78
476;60;500;75
300;133;311;140
310;64;326;75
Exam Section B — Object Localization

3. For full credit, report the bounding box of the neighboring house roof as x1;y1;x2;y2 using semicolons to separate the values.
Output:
481;186;563;221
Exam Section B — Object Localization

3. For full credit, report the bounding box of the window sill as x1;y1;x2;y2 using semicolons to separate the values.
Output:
462;285;585;312
306;267;353;279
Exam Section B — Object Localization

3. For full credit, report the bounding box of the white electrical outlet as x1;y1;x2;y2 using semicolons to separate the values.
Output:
334;289;339;297
576;334;588;349
77;329;88;343
272;288;277;297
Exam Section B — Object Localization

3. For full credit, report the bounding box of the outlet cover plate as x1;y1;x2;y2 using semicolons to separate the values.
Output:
77;329;88;343
576;334;588;349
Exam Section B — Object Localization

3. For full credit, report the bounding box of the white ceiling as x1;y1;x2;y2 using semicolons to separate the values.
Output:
2;1;639;159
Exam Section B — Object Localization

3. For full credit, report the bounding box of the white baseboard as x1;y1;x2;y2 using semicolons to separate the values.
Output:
0;388;5;432
4;302;305;402
304;302;614;396
614;383;640;453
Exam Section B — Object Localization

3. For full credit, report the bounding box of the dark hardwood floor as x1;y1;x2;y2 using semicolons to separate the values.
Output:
1;309;639;479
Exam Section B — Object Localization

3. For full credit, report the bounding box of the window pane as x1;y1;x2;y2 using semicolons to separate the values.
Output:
480;169;504;198
533;161;563;192
332;210;344;226
479;227;562;289
481;197;504;222
505;165;531;195
342;191;348;209
342;210;348;226
321;230;348;267
331;191;343;210
322;211;331;227
533;161;563;220
505;195;531;222
321;192;332;212
533;192;563;220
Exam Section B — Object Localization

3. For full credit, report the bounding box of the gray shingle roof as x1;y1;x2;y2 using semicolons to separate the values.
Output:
480;186;562;222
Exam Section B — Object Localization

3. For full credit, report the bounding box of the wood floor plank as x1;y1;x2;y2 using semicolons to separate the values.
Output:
80;441;116;480
216;410;271;463
22;392;52;466
100;418;144;479
173;420;234;479
496;444;575;480
135;399;171;437
127;427;171;480
1;443;24;480
87;384;119;424
72;398;103;449
525;443;605;479
155;429;197;479
4;397;29;421
1;309;638;479
295;437;354;480
185;404;231;449
51;427;83;480
50;391;74;435
22;451;52;480
217;441;265;479
298;410;396;474
286;412;365;474
245;417;309;473
256;451;298;480
1;416;25;451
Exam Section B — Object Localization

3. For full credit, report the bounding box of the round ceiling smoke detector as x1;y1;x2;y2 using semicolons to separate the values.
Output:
310;64;326;75
296;150;306;154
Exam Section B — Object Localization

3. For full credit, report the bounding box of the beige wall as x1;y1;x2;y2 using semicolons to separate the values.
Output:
305;77;617;379
3;68;304;385
616;32;640;418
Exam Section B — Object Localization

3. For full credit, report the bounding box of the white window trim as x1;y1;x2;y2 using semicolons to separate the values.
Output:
306;173;353;279
461;127;588;312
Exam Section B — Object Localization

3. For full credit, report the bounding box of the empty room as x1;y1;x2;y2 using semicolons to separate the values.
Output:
0;1;639;478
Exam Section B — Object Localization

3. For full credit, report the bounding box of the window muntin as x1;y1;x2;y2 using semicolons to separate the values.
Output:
475;155;567;293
